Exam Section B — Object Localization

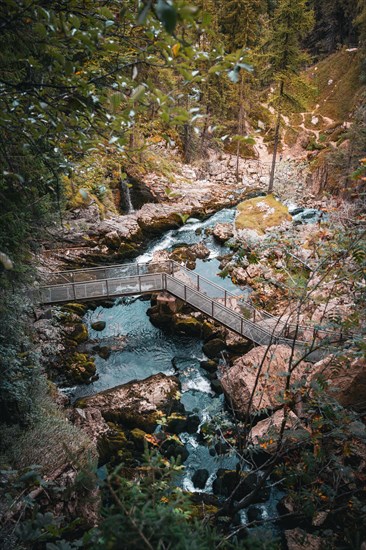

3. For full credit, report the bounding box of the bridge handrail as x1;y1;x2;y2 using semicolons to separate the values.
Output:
164;274;340;348
168;261;345;339
38;260;347;341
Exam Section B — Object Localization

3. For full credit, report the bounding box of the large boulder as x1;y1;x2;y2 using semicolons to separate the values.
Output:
248;410;307;451
312;355;366;411
212;469;270;503
173;314;203;336
190;242;210;259
212;223;234;243
202;338;226;359
76;373;180;433
220;345;313;417
72;407;109;445
235;195;291;235
285;528;324;550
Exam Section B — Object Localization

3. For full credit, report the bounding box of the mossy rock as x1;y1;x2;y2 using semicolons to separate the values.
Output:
91;320;106;331
202;338;226;359
202;321;221;341
118;242;139;257
236;195;291;235
94;345;111;360
103;410;162;434
173;315;203;336
71;322;89;344
65;352;96;384
130;428;148;451
161;438;189;463
98;425;133;465
62;302;88;316
166;413;188;434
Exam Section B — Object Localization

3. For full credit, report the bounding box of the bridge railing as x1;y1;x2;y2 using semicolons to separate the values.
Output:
45;261;173;285
37;260;347;344
34;273;166;304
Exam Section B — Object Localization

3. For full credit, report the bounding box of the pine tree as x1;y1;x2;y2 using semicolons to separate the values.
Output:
218;0;266;52
266;0;314;193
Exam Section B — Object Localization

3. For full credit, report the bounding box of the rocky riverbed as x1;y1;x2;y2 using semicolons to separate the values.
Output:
33;146;366;546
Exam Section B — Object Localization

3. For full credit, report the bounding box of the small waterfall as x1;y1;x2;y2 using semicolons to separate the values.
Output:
120;178;134;214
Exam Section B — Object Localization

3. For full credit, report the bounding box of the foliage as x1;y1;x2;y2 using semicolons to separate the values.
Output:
262;0;314;191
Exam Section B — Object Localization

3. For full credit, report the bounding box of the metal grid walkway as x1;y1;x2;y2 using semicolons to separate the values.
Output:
32;260;345;358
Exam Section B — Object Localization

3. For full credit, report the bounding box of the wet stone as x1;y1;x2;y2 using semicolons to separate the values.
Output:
91;321;106;331
247;505;263;524
215;441;231;455
186;414;200;434
211;378;223;395
192;469;209;490
200;359;218;374
161;439;189;463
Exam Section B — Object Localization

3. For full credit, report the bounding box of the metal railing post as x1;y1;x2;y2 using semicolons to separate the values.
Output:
72;283;76;300
184;284;187;301
137;263;140;276
241;317;244;335
139;275;142;293
212;300;214;318
106;279;109;297
197;275;200;291
224;290;227;308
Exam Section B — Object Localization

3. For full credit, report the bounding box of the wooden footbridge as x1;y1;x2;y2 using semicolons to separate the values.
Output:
33;260;345;359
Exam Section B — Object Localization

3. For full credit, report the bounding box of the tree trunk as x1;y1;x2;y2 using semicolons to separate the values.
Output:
268;81;284;193
268;111;281;193
236;74;245;183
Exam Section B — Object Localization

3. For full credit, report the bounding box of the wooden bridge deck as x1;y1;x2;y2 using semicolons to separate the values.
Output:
33;260;344;359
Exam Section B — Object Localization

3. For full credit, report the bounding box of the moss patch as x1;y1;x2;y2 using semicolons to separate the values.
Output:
65;352;96;384
236;195;291;235
61;302;88;316
71;322;89;344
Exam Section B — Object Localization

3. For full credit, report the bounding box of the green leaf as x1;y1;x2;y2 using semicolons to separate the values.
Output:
155;0;177;34
137;0;153;25
110;92;125;112
130;84;146;102
98;7;115;19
